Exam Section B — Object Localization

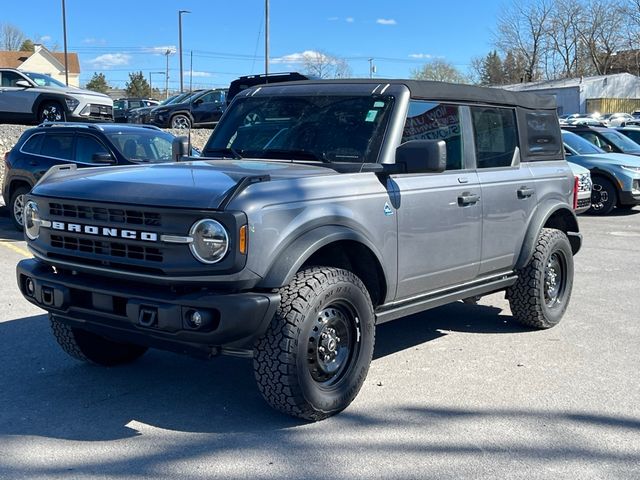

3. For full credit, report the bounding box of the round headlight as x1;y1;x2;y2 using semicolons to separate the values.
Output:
24;200;41;240
189;219;229;264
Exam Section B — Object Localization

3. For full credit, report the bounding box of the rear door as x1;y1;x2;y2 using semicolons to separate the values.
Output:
393;101;482;300
470;106;535;275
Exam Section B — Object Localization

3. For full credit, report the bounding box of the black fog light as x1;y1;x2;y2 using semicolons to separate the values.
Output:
25;277;35;296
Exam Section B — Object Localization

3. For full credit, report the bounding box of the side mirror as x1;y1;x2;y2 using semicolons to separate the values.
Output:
172;135;189;161
15;80;31;88
91;152;115;163
395;140;447;174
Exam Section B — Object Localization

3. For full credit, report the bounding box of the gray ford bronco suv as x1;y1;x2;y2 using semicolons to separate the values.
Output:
17;80;581;420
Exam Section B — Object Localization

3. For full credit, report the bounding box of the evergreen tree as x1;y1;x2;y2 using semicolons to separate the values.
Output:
19;39;34;52
480;51;505;85
85;72;110;94
125;71;151;98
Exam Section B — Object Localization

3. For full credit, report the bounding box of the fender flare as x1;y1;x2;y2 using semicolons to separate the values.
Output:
515;201;580;269
32;93;72;118
589;167;622;192
169;110;194;122
257;225;388;289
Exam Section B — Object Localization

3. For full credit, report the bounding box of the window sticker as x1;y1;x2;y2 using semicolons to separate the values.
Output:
365;110;378;122
373;101;385;108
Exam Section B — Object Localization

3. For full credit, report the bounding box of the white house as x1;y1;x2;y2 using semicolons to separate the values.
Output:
0;44;80;87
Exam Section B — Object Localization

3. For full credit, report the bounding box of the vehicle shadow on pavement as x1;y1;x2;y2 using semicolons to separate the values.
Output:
0;208;23;242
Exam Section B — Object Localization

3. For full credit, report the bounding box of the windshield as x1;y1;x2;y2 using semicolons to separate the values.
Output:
106;130;175;163
23;71;67;88
113;100;126;111
562;131;604;155
203;94;394;163
600;130;640;153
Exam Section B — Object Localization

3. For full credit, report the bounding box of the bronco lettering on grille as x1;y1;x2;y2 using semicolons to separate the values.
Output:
49;221;158;242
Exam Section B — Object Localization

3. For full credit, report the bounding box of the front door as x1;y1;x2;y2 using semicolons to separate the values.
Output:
191;90;225;125
393;101;482;300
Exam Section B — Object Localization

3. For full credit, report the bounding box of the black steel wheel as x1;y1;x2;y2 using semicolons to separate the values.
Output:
9;185;30;230
50;315;148;366
38;101;65;123
507;228;574;329
254;267;375;421
589;177;617;215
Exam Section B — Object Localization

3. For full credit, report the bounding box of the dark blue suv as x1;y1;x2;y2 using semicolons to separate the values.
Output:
3;123;189;229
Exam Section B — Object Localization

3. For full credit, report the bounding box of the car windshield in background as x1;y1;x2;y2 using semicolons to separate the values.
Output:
23;72;67;88
600;130;640;153
204;94;395;163
113;100;126;111
106;130;174;163
562;131;604;155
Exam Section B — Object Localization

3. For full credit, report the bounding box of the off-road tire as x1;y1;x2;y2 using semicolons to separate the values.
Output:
254;267;375;421
50;315;148;366
507;228;574;329
589;176;617;215
9;185;30;231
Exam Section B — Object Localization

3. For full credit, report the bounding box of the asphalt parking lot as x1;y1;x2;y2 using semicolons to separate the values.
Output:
0;206;638;479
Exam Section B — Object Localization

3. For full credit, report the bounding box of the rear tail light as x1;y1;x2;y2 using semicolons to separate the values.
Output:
573;175;579;210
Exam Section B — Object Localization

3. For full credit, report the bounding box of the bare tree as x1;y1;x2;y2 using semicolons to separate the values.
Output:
302;51;352;79
0;23;26;51
575;0;629;75
411;59;468;83
494;0;554;82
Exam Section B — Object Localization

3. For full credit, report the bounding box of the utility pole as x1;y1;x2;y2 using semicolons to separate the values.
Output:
164;49;171;99
189;50;193;92
61;0;69;86
265;0;269;78
149;71;164;96
178;10;190;93
368;58;376;79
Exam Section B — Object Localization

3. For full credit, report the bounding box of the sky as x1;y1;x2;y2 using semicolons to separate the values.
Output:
2;0;505;90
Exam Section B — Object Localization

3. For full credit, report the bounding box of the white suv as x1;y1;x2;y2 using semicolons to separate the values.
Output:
0;68;113;124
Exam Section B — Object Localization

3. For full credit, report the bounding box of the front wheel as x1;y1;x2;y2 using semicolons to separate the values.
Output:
589;177;617;215
254;267;375;421
50;315;148;366
38;101;66;123
507;228;574;329
171;114;191;129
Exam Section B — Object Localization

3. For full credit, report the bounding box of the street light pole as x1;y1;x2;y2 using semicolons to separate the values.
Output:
265;0;269;78
61;0;69;86
164;49;172;99
178;10;190;93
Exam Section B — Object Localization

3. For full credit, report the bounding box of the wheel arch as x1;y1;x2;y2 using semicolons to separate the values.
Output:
8;177;33;201
257;225;389;307
516;201;581;269
32;93;69;119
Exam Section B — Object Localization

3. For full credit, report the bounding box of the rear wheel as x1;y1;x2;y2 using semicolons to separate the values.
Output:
589;177;617;215
254;267;375;421
9;185;30;231
38;101;65;123
507;228;574;329
50;315;148;366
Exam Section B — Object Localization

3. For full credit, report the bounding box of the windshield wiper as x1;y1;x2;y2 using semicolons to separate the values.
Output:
257;149;330;163
203;147;243;159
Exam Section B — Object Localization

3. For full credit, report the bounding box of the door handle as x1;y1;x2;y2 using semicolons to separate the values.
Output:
517;186;535;199
458;192;480;206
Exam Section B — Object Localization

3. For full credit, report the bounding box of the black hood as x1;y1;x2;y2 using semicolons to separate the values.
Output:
32;159;336;209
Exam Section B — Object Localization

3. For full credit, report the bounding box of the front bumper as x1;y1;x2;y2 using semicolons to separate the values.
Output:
69;103;114;122
619;190;640;206
17;258;280;355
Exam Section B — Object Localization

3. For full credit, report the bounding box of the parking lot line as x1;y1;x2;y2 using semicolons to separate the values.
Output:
0;240;30;258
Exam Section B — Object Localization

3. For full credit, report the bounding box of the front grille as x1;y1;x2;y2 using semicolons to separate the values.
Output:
49;203;161;227
90;104;113;116
578;173;592;193
51;234;163;262
577;198;591;208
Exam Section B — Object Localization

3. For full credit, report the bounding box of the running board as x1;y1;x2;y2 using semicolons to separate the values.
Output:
375;273;518;324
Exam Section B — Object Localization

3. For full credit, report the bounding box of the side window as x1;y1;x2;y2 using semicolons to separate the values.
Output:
525;111;561;156
21;133;44;154
40;133;74;160
402;101;463;170
470;106;518;168
75;135;111;163
1;71;24;87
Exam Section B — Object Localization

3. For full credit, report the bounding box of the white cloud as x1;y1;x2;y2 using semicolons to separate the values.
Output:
185;71;212;78
376;18;397;25
145;45;177;55
346;17;355;23
38;35;52;42
87;53;131;69
409;53;433;59
328;16;339;21
272;50;329;65
82;37;106;45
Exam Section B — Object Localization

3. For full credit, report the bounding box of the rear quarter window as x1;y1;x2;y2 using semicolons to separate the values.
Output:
21;133;44;154
524;111;562;156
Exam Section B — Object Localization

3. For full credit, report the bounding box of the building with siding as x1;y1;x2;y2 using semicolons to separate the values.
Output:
0;44;80;87
501;73;640;115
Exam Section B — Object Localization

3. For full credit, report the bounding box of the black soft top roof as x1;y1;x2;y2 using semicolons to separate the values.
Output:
253;79;557;110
